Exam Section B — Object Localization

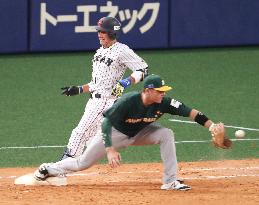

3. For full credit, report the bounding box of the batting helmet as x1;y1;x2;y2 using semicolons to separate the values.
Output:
95;17;121;40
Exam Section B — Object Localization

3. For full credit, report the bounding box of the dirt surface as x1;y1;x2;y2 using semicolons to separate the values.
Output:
1;159;259;205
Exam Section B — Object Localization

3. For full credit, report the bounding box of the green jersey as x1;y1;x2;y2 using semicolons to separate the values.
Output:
103;91;192;138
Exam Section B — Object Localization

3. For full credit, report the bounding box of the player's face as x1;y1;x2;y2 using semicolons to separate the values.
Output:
98;31;113;48
149;89;165;103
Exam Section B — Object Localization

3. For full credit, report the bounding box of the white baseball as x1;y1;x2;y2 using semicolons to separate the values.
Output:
235;130;245;138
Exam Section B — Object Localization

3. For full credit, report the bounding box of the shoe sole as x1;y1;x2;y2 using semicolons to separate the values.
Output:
161;187;191;191
177;187;191;191
14;173;67;186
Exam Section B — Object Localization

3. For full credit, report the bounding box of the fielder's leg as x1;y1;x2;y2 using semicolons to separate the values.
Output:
131;123;178;184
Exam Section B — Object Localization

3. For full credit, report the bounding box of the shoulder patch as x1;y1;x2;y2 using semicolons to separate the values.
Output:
170;99;182;108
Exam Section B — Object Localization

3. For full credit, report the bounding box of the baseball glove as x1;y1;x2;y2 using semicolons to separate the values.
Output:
209;123;232;149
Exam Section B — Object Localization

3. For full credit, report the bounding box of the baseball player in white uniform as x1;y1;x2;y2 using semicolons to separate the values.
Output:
60;17;148;159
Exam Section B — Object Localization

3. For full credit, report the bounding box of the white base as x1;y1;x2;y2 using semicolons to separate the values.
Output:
14;173;67;186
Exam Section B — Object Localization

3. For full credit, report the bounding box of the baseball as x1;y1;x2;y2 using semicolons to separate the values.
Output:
235;130;245;138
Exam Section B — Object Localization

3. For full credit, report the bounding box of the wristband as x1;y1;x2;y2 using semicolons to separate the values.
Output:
78;86;83;94
119;77;132;89
194;112;209;126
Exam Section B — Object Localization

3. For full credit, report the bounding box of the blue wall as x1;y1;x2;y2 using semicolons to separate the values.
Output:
1;0;259;53
170;0;259;47
0;0;28;53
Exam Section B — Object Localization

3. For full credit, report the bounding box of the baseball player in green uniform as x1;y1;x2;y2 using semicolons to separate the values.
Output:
34;74;230;190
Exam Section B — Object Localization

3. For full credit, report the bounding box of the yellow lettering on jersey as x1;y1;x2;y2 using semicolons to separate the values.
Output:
143;118;156;122
125;118;157;124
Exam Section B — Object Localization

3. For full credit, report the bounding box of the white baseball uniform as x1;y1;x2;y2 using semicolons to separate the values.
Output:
65;42;148;157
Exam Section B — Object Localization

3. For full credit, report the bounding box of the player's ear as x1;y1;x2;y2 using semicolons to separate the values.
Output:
144;88;152;93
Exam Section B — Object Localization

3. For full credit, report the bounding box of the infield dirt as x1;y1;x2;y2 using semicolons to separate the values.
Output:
1;159;259;205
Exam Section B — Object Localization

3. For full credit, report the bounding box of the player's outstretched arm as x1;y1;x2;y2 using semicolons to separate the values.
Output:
189;109;214;129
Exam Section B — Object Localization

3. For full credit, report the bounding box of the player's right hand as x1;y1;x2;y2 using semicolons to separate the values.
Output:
106;147;121;168
111;82;124;98
61;86;82;96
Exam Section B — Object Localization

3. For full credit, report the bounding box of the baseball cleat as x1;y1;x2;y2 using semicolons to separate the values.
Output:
161;180;191;191
34;163;50;181
177;179;184;183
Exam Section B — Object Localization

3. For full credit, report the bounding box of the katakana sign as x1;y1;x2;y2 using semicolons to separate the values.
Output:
40;1;160;35
30;0;168;51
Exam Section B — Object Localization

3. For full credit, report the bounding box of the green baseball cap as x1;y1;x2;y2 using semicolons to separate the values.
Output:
144;74;172;92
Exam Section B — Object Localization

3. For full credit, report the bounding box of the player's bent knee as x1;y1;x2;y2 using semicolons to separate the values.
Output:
160;128;174;142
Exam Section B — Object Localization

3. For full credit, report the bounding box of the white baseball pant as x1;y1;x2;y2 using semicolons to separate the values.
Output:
65;96;116;157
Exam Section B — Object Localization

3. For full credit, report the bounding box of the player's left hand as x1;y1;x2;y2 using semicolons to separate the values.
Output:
210;123;232;149
61;86;82;96
111;82;124;98
106;147;121;168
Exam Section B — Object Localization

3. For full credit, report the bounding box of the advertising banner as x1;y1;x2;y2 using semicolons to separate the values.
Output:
30;0;168;51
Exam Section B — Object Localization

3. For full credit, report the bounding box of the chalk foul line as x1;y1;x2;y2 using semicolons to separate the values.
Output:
1;166;259;180
1;136;259;151
169;119;259;132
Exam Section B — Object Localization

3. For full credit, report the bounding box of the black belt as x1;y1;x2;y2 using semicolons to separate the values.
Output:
90;93;101;98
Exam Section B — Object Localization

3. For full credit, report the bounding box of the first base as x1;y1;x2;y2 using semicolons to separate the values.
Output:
14;173;67;186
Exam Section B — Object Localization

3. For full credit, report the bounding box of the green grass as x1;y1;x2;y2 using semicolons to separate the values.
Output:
0;47;258;167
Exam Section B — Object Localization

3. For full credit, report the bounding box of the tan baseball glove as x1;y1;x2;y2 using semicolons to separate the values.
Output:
209;123;232;149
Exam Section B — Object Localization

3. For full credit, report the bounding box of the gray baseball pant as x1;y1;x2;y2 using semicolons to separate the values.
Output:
46;123;178;184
